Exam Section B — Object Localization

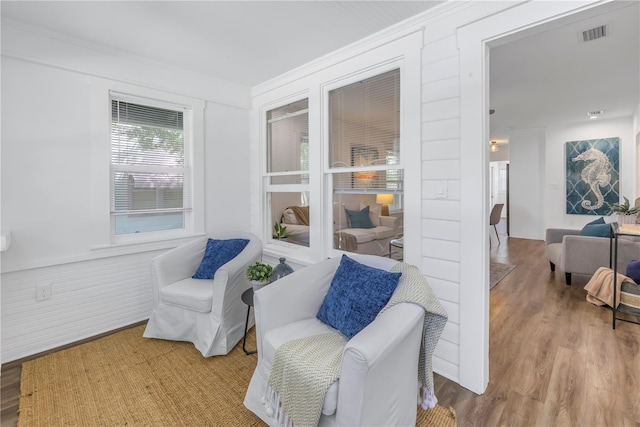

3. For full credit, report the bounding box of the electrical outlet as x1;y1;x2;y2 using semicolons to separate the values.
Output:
36;284;51;301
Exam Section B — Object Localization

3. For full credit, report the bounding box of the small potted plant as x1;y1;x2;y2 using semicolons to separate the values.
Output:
246;261;273;292
273;222;289;239
608;196;640;225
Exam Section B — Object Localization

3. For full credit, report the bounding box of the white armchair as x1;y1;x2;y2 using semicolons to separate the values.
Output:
243;255;426;427
143;232;262;357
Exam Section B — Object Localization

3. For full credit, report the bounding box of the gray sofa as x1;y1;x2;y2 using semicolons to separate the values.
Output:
545;228;640;285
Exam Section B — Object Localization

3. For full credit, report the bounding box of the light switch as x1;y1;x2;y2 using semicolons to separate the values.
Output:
436;180;448;199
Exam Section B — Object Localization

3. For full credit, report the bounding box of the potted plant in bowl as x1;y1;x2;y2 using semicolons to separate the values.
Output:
246;261;273;292
608;196;640;224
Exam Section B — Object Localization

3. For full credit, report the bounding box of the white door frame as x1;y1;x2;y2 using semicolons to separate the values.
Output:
456;0;605;394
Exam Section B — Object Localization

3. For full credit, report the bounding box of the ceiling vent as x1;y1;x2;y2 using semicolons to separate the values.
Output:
580;25;608;43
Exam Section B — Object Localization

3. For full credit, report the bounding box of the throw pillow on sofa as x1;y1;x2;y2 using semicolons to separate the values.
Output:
579;217;613;238
345;206;375;229
192;238;249;279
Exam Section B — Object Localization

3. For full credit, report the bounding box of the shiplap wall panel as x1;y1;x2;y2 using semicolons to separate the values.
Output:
422;76;460;103
1;250;165;362
421;25;463;382
422;220;460;242
421;138;460;160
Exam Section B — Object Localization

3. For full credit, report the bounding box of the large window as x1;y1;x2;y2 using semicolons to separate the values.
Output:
265;99;309;247
110;94;192;236
328;69;403;254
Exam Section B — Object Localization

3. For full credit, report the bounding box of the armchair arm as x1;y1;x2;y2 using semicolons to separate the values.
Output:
545;228;580;245
561;235;612;274
336;303;424;427
379;215;398;231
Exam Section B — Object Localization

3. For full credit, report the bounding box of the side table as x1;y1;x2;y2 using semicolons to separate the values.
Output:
389;237;404;260
611;223;640;329
241;288;256;355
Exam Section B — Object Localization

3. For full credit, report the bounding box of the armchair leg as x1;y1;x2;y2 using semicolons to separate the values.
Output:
549;261;555;272
565;272;572;286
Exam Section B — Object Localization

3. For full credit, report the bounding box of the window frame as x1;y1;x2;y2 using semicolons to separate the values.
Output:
90;79;205;248
252;31;422;265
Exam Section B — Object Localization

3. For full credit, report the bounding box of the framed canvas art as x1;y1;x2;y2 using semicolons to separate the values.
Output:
566;137;619;215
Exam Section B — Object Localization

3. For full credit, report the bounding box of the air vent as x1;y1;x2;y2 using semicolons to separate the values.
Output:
581;25;608;42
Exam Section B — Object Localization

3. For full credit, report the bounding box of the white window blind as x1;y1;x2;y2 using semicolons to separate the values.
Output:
110;94;192;236
329;69;402;194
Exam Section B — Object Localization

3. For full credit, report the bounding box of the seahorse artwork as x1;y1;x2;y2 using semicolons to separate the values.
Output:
572;147;612;210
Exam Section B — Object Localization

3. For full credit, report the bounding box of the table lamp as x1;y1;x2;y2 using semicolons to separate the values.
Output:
376;193;394;216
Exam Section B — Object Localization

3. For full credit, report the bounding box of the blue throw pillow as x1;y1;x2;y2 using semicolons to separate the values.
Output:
580;222;612;238
626;259;640;283
317;255;402;339
585;217;605;226
192;238;249;279
345;206;375;229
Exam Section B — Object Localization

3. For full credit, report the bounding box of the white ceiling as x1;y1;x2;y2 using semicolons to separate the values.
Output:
0;1;442;87
490;1;639;143
2;1;638;144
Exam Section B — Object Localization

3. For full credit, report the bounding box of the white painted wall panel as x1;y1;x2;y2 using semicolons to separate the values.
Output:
421;56;459;83
1;250;162;362
422;159;460;180
421;138;460;160
421;97;460;122
427;277;460;303
422;258;460;283
421;35;458;64
422;118;461;141
422;76;460;103
422;200;460;221
421;220;460;242
422;239;460;262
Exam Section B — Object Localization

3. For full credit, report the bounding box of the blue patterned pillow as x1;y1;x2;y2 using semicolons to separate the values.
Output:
317;255;402;339
345;206;375;229
192;239;249;279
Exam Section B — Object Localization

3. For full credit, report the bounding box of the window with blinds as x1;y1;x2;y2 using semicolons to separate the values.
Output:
328;69;403;252
265;99;310;247
110;94;192;236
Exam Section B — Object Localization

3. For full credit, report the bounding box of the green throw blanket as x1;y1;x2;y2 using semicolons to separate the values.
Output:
265;262;448;426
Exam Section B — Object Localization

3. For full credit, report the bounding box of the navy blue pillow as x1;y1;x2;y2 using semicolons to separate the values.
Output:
192;239;249;279
580;221;612;238
585;217;605;226
345;206;375;229
317;255;402;339
626;259;640;283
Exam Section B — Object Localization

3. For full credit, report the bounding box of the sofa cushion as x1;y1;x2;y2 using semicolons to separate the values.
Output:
160;278;213;312
345;206;375;229
282;208;299;225
373;225;396;240
317;255;401;339
192;238;249;279
339;228;377;244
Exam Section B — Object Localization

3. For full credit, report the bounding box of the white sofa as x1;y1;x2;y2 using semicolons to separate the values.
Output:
279;201;399;256
243;255;426;426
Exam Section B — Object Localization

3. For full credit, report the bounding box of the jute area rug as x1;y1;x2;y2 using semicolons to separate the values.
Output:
19;324;457;427
490;262;516;290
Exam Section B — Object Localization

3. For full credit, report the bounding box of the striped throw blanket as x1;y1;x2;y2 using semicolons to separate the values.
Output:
264;262;448;426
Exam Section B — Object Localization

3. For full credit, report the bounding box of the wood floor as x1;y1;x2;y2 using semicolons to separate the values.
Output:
2;227;639;426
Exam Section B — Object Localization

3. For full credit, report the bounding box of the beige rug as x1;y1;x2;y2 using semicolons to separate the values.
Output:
490;262;516;289
19;325;456;426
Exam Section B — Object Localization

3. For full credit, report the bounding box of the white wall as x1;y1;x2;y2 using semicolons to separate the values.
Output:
1;24;251;362
544;116;635;231
509;128;545;239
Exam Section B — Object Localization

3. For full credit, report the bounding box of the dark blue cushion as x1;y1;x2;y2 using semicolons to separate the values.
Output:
579;222;612;238
345;206;375;229
626;259;640;283
585;217;605;226
192;238;249;279
317;255;402;339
